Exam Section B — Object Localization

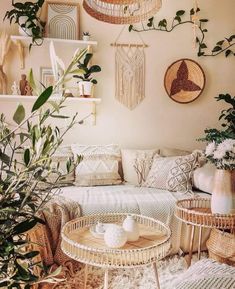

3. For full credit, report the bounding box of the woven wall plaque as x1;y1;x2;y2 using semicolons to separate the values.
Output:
164;59;206;104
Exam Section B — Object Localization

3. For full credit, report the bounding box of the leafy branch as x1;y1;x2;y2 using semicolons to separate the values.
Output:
129;8;235;58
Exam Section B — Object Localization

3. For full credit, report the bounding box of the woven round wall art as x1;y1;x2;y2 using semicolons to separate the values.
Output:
164;59;206;104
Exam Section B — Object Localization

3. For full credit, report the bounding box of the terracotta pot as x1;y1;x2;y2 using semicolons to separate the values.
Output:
211;169;235;214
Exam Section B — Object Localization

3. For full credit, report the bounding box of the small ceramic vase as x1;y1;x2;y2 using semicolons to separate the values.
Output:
122;215;140;241
211;169;235;214
104;224;127;248
96;222;105;234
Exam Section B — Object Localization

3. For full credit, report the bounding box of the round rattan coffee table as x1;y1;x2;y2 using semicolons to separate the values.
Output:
61;213;171;289
175;198;235;267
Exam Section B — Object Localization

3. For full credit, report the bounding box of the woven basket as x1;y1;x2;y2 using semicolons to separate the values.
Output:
207;229;235;266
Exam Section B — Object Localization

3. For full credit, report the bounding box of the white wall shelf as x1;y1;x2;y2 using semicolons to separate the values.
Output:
0;95;101;125
10;35;98;46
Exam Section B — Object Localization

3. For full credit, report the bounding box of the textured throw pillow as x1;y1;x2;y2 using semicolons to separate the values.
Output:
49;145;75;184
71;144;122;186
121;149;159;186
144;152;200;192
192;162;216;194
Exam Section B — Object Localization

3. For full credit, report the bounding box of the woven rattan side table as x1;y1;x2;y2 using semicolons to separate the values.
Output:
175;198;235;267
61;213;171;289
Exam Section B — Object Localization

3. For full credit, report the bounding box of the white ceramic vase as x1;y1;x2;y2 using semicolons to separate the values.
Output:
211;169;235;214
104;224;127;248
78;81;94;97
122;215;140;242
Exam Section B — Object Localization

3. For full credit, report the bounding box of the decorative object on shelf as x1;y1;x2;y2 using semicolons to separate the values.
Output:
46;1;80;40
11;81;20;95
4;0;45;49
122;215;140;241
104;224;127;248
129;6;235;58
15;40;25;69
73;52;101;97
40;67;61;90
90;222;107;239
199;94;235;214
0;32;11;95
111;27;147;110
19;74;27;95
82;31;90;41
164;59;205;104
25;82;33;96
83;0;162;24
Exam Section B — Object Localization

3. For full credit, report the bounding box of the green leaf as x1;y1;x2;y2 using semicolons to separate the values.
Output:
24;149;30;166
31;86;53;112
28;69;37;95
84;53;93;67
198;51;205;57
24;251;39;259
128;25;133;32
174;16;181;23
225;49;232;57
190;8;195;15
13;219;38;234
216;40;224;46
176;10;185;16
228;34;235;42
200;43;207;49
212;46;222;53
50;115;69;119
199;19;209;22
0;152;10;166
13;104;25;125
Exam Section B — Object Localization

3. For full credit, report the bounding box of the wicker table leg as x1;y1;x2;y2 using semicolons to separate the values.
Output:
188;225;195;267
153;262;161;289
198;226;202;260
104;269;109;289
84;264;88;289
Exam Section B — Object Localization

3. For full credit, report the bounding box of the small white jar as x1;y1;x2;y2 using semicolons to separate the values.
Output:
123;215;140;242
104;224;127;248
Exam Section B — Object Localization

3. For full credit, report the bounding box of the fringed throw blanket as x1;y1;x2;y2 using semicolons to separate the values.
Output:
115;46;145;110
28;197;81;289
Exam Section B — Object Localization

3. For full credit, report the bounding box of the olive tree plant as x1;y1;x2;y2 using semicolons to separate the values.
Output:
0;47;87;289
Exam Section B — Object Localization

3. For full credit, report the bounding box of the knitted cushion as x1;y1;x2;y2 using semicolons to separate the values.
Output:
71;144;122;186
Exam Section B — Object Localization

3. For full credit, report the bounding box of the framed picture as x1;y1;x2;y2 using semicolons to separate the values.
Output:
40;67;63;93
45;1;80;40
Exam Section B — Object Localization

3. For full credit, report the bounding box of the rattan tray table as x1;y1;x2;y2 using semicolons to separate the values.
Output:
175;198;235;266
61;213;171;289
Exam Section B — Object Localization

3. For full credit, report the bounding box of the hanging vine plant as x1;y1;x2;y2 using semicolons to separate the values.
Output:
129;7;235;58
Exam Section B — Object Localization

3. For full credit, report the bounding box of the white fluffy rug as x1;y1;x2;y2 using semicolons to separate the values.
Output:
55;254;206;289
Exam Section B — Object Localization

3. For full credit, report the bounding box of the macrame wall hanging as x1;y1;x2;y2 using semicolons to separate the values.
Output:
111;27;148;110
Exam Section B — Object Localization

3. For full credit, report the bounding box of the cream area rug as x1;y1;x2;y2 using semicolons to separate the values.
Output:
54;254;206;289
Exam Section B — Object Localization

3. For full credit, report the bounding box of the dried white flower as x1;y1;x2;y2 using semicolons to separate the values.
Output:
205;141;216;156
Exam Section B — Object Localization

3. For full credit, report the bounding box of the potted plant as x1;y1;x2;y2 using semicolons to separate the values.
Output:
0;47;87;288
4;0;46;48
82;31;91;41
73;53;101;97
200;93;235;214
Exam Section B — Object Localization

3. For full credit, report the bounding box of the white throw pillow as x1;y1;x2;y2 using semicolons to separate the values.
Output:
49;145;75;184
121;149;159;186
71;144;122;186
192;162;216;194
144;152;200;192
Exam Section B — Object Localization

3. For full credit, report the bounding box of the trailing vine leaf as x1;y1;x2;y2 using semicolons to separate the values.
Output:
129;7;235;58
32;86;53;112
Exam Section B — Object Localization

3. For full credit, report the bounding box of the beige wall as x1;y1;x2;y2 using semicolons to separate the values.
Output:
0;0;234;150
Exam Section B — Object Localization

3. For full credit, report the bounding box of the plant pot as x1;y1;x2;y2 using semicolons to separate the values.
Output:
18;16;32;36
78;81;94;97
83;35;90;41
211;169;235;214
